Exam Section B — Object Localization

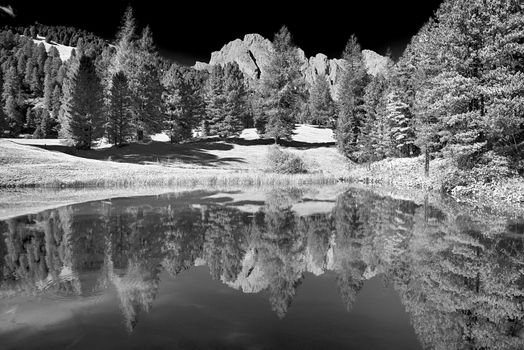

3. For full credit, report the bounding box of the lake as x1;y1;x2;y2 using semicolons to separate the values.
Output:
0;187;523;350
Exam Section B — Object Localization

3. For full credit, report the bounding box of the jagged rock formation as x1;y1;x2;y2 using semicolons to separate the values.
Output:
194;33;391;99
194;34;273;81
362;49;391;77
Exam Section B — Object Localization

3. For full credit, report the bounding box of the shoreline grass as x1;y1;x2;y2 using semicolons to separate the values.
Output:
347;156;524;215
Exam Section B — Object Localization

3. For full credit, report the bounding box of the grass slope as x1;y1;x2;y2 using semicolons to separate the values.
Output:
0;125;348;188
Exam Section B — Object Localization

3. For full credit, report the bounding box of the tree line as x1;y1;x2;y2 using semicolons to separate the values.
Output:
332;0;523;182
0;0;522;182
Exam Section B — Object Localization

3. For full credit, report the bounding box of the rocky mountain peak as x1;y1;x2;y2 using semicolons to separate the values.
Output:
194;34;392;99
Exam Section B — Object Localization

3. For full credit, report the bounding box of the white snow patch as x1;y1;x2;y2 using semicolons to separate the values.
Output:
33;36;74;62
239;124;335;144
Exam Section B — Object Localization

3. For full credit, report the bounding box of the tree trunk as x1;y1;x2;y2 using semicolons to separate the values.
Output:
424;147;430;177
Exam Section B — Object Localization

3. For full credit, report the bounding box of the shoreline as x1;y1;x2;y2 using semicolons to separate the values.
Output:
346;156;524;216
1;139;522;217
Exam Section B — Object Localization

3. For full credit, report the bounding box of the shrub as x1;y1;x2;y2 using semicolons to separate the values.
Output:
267;146;308;174
441;152;517;193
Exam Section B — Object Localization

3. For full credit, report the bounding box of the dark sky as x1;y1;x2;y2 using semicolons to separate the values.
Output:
1;0;443;65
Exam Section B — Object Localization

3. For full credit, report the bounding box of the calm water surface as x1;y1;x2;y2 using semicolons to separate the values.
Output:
0;188;523;350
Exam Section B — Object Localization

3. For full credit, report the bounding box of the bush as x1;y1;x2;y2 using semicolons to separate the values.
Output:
441;152;517;193
267;146;308;174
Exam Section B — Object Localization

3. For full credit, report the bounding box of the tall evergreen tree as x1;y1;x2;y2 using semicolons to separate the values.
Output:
256;26;306;143
204;64;225;137
385;91;417;157
109;7;164;141
3;95;22;136
336;35;369;160
107;71;133;146
134;60;164;140
359;73;389;162
221;62;248;137
308;74;336;127
62;55;104;149
204;62;247;138
163;65;206;143
415;0;524;174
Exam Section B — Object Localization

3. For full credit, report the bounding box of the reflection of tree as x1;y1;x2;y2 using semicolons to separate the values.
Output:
332;192;368;311
105;205;164;332
2;208;84;295
161;205;205;277
2;189;524;347
203;206;250;282
252;190;306;319
397;208;524;350
0;221;6;282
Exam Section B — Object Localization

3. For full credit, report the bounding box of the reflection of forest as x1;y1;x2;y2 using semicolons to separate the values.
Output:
1;189;524;348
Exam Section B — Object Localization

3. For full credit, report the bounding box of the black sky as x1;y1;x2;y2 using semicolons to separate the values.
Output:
1;0;444;65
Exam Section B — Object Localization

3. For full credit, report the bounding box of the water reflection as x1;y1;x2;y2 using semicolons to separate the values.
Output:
1;188;523;349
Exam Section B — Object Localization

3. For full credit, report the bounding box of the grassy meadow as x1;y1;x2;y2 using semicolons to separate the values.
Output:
0;125;348;188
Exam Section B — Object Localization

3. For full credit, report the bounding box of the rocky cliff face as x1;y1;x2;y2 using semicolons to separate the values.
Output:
193;33;391;99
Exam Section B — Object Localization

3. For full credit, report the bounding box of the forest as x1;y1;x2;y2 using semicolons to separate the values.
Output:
0;0;522;194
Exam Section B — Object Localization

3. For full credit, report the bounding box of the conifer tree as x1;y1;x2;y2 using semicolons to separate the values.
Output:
415;0;524;173
308;74;336;127
134;60;164;140
107;71;133;146
163;65;206;142
204;64;226;137
336;35;369;160
256;26;306;143
204;62;247;138
51;84;61;120
2;66;23;135
359;73;388;162
385;91;417;157
221;62;248;137
39;109;55;138
109;7;164;141
62;55;104;149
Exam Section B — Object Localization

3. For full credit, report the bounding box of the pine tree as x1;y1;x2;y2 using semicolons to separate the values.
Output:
2;66;23;136
51;84;61;120
107;71;133;146
43;60;55;111
62;55;104;149
221;62;248;137
109;8;164;141
134;60;164;141
3;95;22;136
256;26;306;143
39;109;55;138
385;91;417;157
204;64;226;137
163;65;206;142
204;62;247;138
414;0;524;173
0;104;8;137
336;35;369;160
2;65;21;102
308;74;336;127
359;73;388;162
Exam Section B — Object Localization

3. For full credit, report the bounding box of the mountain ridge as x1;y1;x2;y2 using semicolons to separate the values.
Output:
194;33;392;98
